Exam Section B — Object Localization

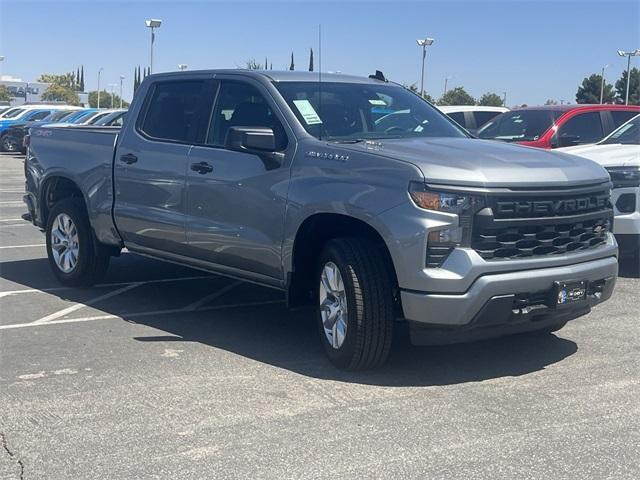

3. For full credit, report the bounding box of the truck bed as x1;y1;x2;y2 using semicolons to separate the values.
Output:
25;125;122;246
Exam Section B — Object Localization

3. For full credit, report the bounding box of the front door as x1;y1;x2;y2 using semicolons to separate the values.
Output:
185;79;292;280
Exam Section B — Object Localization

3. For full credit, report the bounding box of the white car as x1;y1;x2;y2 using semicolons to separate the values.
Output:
560;114;640;261
437;105;509;132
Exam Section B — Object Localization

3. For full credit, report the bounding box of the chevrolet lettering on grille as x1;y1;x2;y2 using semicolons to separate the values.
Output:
495;194;609;216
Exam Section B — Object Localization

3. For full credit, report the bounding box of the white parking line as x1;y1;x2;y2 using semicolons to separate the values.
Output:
0;244;45;249
184;281;241;310
0;218;24;222
0;275;214;298
32;282;145;324
0;300;285;330
0;202;25;206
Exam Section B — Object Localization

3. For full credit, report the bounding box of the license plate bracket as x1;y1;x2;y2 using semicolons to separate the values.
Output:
553;280;588;307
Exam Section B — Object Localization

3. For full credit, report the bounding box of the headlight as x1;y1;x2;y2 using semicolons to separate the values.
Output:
409;182;484;267
606;166;640;188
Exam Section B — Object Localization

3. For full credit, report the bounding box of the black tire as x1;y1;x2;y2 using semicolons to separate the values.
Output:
316;238;394;370
1;134;20;153
45;199;111;287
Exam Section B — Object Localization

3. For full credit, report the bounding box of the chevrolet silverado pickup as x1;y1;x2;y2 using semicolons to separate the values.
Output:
24;70;618;369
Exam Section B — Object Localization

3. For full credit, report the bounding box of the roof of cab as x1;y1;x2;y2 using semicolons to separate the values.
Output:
148;69;388;84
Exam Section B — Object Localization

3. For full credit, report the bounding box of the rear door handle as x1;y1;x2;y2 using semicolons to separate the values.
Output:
190;161;213;174
120;153;138;164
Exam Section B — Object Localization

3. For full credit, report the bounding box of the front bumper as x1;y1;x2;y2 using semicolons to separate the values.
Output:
611;186;640;235
402;255;617;345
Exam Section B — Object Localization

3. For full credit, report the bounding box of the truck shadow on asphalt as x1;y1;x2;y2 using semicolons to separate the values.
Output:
1;256;581;387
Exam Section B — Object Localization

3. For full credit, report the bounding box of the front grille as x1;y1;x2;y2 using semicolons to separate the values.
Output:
472;187;613;260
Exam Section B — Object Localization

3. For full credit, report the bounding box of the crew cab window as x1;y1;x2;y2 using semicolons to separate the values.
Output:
28;111;52;121
207;81;287;149
611;111;637;128
140;80;208;143
557;112;604;145
447;112;466;128
473;111;501;128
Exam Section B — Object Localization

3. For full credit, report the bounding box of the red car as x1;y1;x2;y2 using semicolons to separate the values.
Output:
477;104;640;148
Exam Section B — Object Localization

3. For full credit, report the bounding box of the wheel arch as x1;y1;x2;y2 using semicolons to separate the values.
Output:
286;212;400;309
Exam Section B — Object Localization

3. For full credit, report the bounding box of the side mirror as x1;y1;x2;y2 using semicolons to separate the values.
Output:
555;133;581;148
225;126;276;153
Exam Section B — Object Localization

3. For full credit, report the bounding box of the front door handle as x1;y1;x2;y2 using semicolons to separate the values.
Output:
120;153;138;164
190;161;213;174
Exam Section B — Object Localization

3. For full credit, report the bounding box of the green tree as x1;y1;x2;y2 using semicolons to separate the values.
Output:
244;59;262;70
309;48;314;72
41;84;80;105
0;85;11;102
544;99;558;105
76;67;81;90
80;66;85;91
576;73;615;104
438;87;475;106
37;73;75;89
289;52;294;71
615;68;640;105
88;90;130;109
478;92;504;106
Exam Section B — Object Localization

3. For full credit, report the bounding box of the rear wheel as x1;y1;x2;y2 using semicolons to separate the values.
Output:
316;238;394;370
46;199;111;286
1;134;20;153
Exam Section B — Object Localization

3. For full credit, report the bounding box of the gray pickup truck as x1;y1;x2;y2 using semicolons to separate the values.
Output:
24;70;618;369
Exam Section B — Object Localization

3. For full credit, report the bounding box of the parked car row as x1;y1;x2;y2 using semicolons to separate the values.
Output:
0;104;127;152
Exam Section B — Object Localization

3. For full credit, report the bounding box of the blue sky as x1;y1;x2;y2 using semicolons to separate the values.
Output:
1;0;638;105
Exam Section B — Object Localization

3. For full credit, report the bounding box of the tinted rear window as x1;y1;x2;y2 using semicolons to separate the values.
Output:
447;111;466;128
140;80;208;143
473;111;502;128
611;110;638;128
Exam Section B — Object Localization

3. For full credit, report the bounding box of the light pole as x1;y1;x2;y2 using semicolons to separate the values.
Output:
97;67;103;108
109;84;117;108
600;64;611;104
617;49;640;105
178;64;188;71
145;19;162;74
502;91;507;107
119;75;125;108
416;37;434;98
443;75;453;97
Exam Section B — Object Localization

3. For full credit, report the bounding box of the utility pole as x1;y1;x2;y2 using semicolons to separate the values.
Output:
97;68;103;108
145;19;162;74
617;49;640;105
119;75;125;108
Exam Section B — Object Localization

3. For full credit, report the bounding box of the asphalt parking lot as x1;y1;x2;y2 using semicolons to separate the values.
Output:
0;152;639;479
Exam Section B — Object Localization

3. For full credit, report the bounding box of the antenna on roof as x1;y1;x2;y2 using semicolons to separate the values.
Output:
369;70;387;82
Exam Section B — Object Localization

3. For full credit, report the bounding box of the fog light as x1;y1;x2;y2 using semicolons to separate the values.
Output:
616;193;636;213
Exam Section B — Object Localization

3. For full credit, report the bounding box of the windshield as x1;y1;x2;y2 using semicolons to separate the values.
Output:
275;82;467;141
43;110;75;122
1;108;26;119
70;111;97;124
477;109;564;142
602;115;640;145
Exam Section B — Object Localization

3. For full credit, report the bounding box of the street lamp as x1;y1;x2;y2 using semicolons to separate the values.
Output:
119;75;125;108
416;37;434;98
443;75;454;96
97;67;104;108
145;18;162;74
600;64;611;104
617;49;640;105
178;64;188;71
109;83;117;108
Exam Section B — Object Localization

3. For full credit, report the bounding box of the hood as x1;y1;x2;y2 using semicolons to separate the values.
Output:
558;143;640;168
340;137;610;188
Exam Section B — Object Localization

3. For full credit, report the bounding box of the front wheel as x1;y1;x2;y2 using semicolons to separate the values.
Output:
46;199;111;286
317;238;394;370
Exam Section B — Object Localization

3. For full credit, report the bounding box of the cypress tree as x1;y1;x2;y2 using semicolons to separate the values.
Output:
309;48;314;72
289;52;294;71
80;66;85;91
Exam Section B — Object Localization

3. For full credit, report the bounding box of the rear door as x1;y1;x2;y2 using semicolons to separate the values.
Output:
113;78;214;253
185;78;293;281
